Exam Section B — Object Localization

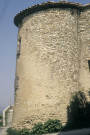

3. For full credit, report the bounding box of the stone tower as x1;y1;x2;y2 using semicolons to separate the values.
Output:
13;1;90;129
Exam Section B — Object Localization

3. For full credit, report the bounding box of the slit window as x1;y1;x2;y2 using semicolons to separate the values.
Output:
88;60;90;71
15;76;19;91
17;38;21;56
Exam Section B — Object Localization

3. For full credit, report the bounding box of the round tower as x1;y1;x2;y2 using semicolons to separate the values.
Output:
13;1;90;129
79;4;90;100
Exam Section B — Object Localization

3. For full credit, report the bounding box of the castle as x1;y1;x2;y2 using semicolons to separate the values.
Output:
13;1;90;129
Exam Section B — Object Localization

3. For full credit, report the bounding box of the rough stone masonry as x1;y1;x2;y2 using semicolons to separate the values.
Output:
13;1;90;129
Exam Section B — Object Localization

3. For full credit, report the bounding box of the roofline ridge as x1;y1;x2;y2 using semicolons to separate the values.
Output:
14;1;90;27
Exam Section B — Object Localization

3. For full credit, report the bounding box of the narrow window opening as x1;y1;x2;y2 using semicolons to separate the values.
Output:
15;76;19;91
88;60;90;71
17;38;21;58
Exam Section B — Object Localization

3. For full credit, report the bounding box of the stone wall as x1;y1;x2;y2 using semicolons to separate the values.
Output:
13;3;90;129
79;9;90;101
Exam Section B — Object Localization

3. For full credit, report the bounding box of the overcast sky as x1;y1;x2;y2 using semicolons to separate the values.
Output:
0;0;90;112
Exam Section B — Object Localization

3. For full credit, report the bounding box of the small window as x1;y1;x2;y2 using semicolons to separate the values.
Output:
17;38;21;57
15;76;19;90
88;60;90;71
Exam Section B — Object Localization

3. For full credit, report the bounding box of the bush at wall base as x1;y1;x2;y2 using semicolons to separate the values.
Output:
6;128;21;135
6;119;63;135
31;119;63;135
44;119;63;133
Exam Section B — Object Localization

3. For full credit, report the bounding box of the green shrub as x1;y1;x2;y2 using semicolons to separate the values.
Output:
6;128;21;135
66;91;90;129
0;121;3;126
6;119;62;135
21;128;30;135
44;119;63;133
30;119;62;134
0;122;3;126
0;115;3;119
0;115;3;126
31;122;45;135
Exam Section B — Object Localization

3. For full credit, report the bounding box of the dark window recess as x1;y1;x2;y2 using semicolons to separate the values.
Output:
71;9;75;15
17;39;21;58
15;76;19;90
88;60;90;71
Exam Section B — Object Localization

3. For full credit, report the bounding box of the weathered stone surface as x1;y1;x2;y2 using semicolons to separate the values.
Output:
13;1;90;129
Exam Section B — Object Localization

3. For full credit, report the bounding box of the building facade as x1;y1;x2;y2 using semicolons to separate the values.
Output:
13;1;90;129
